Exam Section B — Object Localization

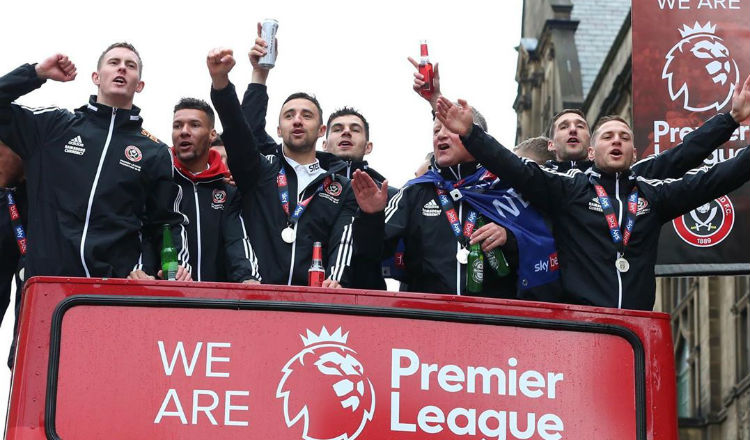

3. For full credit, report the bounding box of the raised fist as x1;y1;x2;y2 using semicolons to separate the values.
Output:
35;54;77;82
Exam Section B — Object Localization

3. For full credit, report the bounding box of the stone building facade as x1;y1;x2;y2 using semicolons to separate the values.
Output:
514;1;750;438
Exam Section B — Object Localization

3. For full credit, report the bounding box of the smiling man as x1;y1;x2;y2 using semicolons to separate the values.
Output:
0;43;189;280
435;76;750;310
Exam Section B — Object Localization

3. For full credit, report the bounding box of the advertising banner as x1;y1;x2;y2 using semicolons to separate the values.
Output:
632;0;750;274
47;299;641;439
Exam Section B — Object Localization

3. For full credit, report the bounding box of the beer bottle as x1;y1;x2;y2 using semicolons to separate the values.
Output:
467;242;483;294
418;41;435;100
476;216;510;277
161;224;178;281
308;241;325;287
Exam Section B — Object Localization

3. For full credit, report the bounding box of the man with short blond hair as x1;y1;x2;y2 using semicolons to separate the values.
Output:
0;43;189;280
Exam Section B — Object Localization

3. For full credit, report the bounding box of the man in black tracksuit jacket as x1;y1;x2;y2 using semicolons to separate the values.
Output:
436;95;750;310
171;98;260;283
207;49;357;287
544;108;728;178
0;47;189;279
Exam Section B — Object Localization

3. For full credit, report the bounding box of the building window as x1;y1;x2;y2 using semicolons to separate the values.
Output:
675;337;693;417
735;276;750;381
662;277;699;419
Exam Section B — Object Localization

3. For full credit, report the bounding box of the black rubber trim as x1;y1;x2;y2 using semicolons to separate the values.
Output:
46;295;648;439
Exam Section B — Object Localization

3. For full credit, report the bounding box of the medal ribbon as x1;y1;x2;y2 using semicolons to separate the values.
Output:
433;170;497;247
5;190;27;255
589;177;638;255
276;166;332;227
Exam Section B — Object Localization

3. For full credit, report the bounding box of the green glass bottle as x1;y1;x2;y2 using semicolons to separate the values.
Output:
476;216;510;277
467;242;484;294
161;224;178;281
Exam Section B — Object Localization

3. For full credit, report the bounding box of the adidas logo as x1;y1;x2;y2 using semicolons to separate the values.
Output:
422;199;441;217
64;136;85;156
68;136;84;147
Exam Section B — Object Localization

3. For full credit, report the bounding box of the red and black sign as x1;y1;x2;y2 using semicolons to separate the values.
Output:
633;1;750;274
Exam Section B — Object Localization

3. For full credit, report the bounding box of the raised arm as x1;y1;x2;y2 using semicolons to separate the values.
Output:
633;74;750;178
435;97;569;213
652;146;750;221
0;55;77;158
207;48;265;194
242;22;282;154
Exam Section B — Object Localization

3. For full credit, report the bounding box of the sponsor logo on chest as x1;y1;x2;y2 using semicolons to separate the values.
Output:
119;145;143;172
211;189;227;210
63;136;86;156
422;199;441;217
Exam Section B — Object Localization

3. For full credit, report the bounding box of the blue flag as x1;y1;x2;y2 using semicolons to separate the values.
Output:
407;168;559;290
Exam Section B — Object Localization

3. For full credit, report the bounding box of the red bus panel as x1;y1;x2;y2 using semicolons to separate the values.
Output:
5;278;677;439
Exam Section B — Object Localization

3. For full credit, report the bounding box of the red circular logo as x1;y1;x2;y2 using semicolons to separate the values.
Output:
325;182;343;197
672;195;734;247
212;189;227;204
125;145;143;162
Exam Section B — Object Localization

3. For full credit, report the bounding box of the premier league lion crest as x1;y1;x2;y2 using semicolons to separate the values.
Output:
662;22;739;112
673;196;735;248
276;327;375;440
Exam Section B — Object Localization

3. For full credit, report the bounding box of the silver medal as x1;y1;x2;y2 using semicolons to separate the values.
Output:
281;226;296;244
615;257;630;273
456;248;469;264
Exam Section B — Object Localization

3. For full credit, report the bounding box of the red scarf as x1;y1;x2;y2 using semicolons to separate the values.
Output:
172;148;230;182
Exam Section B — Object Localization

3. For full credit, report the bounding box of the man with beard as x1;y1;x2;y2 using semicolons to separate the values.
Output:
434;74;750;309
170;98;260;283
0;43;189;281
207;48;357;287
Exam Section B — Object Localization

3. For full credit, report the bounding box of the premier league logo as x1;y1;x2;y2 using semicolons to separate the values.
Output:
662;22;739;112
277;327;375;440
673;196;735;247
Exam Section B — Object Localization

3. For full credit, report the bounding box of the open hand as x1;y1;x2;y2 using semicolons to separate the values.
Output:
351;169;388;214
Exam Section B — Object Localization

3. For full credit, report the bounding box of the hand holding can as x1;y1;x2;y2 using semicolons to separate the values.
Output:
258;19;279;69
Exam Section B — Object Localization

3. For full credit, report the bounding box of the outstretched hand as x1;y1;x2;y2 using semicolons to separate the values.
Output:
35;54;77;82
730;74;750;123
207;48;236;90
248;22;277;84
351;169;388;214
435;97;474;137
407;57;440;108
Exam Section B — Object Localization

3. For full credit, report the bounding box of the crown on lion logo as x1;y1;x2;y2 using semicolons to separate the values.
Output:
679;21;717;38
300;326;349;347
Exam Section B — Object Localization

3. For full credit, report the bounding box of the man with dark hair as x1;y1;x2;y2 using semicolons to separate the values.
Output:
435;74;750;310
207;47;357;287
514;136;555;165
0;43;190;280
545;108;735;180
170;97;260;283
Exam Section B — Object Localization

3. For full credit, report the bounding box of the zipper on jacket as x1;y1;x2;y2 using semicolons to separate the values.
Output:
456;202;463;295
80;107;117;277
193;183;202;281
614;173;623;308
287;191;303;285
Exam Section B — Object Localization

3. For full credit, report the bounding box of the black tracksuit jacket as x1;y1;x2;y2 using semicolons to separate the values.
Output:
211;82;357;286
462;113;749;310
173;159;260;283
0;64;189;278
353;160;519;297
